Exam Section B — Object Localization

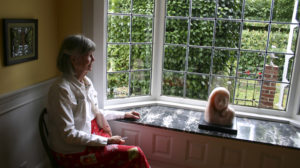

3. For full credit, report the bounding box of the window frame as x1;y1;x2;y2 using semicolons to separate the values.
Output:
84;0;300;122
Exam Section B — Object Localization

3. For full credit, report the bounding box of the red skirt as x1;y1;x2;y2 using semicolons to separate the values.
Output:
52;119;150;168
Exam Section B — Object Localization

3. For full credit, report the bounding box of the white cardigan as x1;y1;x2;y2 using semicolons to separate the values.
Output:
47;75;125;154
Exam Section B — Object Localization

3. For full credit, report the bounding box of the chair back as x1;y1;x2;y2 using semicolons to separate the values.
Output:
39;108;59;168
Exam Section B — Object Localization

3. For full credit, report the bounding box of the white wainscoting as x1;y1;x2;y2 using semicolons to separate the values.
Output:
110;120;300;168
0;78;55;168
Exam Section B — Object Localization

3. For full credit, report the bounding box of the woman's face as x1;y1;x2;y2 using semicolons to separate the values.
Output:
213;92;229;111
71;51;95;74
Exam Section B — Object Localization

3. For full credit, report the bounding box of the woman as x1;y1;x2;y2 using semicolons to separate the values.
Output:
47;35;150;168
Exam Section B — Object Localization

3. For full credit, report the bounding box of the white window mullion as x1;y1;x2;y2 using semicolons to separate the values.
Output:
151;0;166;100
289;32;300;119
82;0;107;109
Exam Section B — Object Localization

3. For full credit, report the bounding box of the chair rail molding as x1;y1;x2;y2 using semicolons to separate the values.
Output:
0;78;56;116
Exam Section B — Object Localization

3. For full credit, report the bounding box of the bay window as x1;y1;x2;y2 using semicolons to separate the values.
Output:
85;0;300;121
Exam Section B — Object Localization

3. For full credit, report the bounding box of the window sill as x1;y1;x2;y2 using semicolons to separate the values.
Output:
106;101;300;150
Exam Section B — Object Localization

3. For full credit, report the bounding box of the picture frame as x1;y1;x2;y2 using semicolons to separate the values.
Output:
3;19;38;66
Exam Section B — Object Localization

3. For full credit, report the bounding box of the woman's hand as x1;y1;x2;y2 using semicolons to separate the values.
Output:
107;136;125;144
125;111;140;120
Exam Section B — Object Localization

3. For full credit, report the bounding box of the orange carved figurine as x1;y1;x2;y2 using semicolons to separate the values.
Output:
204;87;235;126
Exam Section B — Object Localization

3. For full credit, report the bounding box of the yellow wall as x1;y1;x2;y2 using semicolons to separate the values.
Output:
0;0;82;95
57;0;82;44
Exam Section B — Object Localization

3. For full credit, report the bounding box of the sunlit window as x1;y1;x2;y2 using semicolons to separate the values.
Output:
106;0;299;112
106;0;154;99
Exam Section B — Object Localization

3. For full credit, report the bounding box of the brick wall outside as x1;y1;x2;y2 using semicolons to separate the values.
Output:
259;65;279;109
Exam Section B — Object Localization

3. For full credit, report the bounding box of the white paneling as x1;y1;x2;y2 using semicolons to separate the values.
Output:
149;159;184;168
221;147;244;168
110;121;300;168
260;153;282;168
185;140;208;165
0;78;54;168
121;128;140;146
152;134;172;158
0;78;55;116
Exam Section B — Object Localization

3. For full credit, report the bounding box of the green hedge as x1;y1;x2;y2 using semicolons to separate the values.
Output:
107;0;297;102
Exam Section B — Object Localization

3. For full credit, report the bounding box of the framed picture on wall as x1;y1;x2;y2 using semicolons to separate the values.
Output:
2;19;38;66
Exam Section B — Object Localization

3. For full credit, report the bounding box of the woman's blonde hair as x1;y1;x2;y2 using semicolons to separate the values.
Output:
57;34;96;75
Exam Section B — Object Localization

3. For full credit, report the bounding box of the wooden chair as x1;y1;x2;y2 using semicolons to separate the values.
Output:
39;108;60;168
